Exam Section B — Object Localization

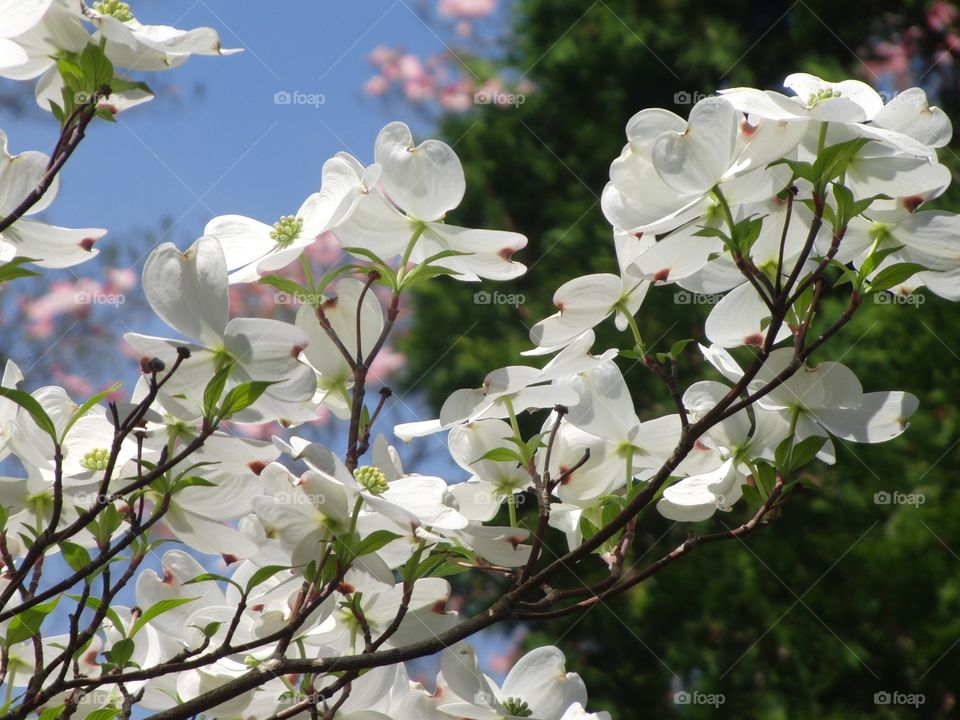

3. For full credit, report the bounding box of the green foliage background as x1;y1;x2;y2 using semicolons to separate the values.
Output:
400;1;960;717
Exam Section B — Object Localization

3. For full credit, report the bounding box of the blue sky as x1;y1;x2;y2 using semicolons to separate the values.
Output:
4;0;456;249
2;0;479;468
2;4;525;696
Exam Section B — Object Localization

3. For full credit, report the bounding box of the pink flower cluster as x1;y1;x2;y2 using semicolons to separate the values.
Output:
23;267;136;340
862;0;960;92
365;45;534;112
437;0;497;19
362;0;533;113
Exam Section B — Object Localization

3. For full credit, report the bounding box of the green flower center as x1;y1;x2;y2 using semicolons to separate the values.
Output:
94;0;135;21
80;448;111;471
502;698;532;717
806;87;841;106
270;215;303;248
354;466;389;495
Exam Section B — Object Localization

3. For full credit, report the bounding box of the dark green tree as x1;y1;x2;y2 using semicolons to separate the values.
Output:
400;1;960;717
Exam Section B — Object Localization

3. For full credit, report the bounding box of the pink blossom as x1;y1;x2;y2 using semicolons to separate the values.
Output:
928;0;959;32
367;347;405;384
305;231;343;266
106;267;137;293
51;366;94;396
368;45;397;66
398;54;426;81
404;76;436;102
439;82;475;112
364;75;389;96
437;0;496;19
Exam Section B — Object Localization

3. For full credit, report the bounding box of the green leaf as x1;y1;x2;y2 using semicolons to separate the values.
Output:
400;264;462;288
858;244;905;281
472;447;522;464
106;637;135;667
339;246;397;288
257;275;312;301
91;503;123;545
753;462;777;498
869;262;927;294
244;564;291;594
173;475;218;491
85;709;121;720
218;381;274;419
769;157;816;183
0;256;42;284
59;540;92;573
203;365;233;417
741;484;764;509
776;435;826;474
314;264;369;294
129;597;198;638
194;620;223;639
333;532;361;566
828;259;859;288
813;138;870;188
356;531;402;556
61;382;121;442
79;42;114;89
5;596;59;646
109;77;153;96
184;572;242;594
0;387;57;440
67;594;125;638
669;339;695;359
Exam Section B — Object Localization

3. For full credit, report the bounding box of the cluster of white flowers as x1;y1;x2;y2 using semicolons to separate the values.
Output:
0;3;957;717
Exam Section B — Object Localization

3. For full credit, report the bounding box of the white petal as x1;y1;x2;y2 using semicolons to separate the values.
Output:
652;97;739;195
501;646;588;720
142;236;228;344
813;391;918;443
333;189;412;260
529;274;621;349
374;121;465;221
872;87;952;148
0;0;52;38
416;223;527;281
203;215;274;274
705;282;787;348
1;218;103;268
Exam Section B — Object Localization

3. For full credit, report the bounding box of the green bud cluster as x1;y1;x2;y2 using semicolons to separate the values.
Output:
807;87;842;106
354;465;389;495
94;0;135;22
270;215;303;248
501;698;533;717
80;448;111;471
